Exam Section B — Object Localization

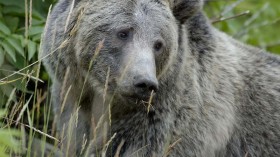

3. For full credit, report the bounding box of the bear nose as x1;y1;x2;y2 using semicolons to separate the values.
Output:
133;76;159;93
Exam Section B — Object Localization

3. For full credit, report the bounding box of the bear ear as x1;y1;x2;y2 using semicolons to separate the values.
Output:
169;0;204;23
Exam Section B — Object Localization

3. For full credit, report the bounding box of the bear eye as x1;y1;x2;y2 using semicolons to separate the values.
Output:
117;30;130;40
154;41;163;51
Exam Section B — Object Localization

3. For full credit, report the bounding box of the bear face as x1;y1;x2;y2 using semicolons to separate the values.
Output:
74;0;182;100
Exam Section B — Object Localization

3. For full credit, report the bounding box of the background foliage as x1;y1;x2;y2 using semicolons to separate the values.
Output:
205;0;280;54
0;0;279;156
0;0;56;156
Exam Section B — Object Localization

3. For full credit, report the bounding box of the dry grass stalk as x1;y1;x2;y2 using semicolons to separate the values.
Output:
114;139;125;157
101;133;117;157
163;138;182;157
65;0;76;33
147;90;154;114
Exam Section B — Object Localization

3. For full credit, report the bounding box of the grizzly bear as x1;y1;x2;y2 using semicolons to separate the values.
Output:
40;0;280;156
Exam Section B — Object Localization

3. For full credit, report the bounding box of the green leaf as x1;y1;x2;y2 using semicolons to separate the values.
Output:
2;5;25;16
9;78;26;93
31;10;45;21
6;36;25;57
4;16;19;33
0;21;11;35
28;40;37;61
0;147;8;157
0;0;24;7
32;18;45;26
0;31;5;38
0;130;21;153
0;64;34;93
0;46;4;67
0;84;15;99
10;34;25;47
1;41;16;62
28;26;43;36
0;109;6;117
5;53;25;70
32;34;43;42
0;6;2;18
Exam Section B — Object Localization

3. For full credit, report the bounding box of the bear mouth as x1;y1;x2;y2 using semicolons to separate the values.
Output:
116;86;156;102
121;92;155;102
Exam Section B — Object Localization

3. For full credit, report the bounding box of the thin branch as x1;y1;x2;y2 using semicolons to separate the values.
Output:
212;10;250;24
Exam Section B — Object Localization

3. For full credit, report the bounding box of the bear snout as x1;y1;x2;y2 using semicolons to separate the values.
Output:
132;75;158;100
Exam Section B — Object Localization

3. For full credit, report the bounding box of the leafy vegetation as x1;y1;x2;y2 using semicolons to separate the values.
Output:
0;0;279;156
0;110;21;157
0;0;56;156
205;0;280;54
0;0;56;106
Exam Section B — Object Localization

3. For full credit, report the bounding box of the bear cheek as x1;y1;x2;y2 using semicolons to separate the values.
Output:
94;54;119;85
155;49;171;76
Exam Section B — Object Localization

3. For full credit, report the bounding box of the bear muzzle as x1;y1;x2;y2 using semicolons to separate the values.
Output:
133;74;158;100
